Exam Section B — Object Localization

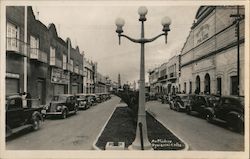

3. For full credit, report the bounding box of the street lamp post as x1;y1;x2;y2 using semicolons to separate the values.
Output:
115;6;171;150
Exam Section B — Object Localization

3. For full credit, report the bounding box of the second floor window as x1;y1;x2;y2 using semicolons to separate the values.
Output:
63;54;67;69
50;47;56;65
30;36;39;49
7;22;19;49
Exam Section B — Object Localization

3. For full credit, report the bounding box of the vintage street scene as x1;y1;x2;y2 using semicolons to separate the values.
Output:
2;2;248;159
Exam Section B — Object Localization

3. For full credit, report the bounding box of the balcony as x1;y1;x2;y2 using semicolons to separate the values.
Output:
67;63;73;72
50;58;62;68
168;72;177;80
74;67;79;74
30;48;48;63
158;75;168;81
79;69;83;76
63;62;67;70
6;37;29;57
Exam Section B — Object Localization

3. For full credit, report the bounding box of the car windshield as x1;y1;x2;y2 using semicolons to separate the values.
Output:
52;95;67;102
208;96;220;105
180;95;188;100
78;95;86;99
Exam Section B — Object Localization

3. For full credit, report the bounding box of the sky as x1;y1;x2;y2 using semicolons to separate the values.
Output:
34;5;199;84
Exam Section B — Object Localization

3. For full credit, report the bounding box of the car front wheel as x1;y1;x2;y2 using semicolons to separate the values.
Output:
206;112;214;123
227;113;244;132
62;110;67;119
186;106;191;114
32;117;41;131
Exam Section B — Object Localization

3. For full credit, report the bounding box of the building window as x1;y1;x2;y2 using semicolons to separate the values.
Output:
184;82;186;94
217;77;222;95
195;75;201;94
204;73;211;94
30;35;39;49
63;54;67;69
50;47;56;65
189;81;192;94
30;35;39;58
230;76;238;95
7;22;19;50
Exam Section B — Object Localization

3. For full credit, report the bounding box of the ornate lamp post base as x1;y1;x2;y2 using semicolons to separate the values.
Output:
128;141;153;150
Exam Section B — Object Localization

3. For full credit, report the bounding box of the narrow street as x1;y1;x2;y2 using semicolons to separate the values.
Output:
6;96;120;150
146;101;244;151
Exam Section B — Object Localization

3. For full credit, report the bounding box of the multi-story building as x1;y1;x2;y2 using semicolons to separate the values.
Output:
179;6;245;96
6;6;84;105
83;58;95;94
148;55;180;95
95;72;109;93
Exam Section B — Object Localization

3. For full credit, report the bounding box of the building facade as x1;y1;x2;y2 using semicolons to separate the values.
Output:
148;55;180;95
179;6;245;96
6;6;84;105
95;72;109;93
83;58;95;94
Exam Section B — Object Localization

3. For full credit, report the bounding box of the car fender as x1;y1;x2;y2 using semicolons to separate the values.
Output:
227;111;242;119
177;102;184;109
61;106;68;113
32;111;43;122
204;107;214;114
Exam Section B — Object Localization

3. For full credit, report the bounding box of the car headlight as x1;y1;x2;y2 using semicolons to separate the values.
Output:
57;106;62;110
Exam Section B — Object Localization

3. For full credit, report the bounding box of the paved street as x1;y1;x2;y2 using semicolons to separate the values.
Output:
146;101;244;151
6;96;120;150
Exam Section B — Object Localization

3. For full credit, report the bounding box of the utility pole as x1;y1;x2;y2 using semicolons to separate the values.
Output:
230;6;244;96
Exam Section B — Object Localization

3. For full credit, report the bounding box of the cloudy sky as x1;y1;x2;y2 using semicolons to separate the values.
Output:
34;4;199;84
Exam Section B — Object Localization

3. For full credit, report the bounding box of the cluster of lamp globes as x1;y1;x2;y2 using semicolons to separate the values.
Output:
115;6;171;34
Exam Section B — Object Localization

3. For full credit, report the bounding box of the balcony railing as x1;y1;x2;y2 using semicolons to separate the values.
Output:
158;75;168;81
67;63;73;72
74;67;79;74
56;59;62;68
169;72;177;79
50;58;62;68
6;37;29;57
79;69;83;76
63;62;67;70
30;48;48;63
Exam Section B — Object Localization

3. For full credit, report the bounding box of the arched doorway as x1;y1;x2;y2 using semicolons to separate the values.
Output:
195;76;201;94
204;73;211;94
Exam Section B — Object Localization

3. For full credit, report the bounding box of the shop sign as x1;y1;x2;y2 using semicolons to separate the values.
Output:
6;72;20;79
51;68;69;84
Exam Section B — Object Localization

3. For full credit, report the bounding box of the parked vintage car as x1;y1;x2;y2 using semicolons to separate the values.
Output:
185;95;220;117
75;94;90;110
86;94;97;105
6;94;43;137
43;94;78;119
204;96;244;132
172;94;196;112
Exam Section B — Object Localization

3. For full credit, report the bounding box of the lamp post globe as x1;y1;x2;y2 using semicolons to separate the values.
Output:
138;6;148;16
115;17;125;27
161;16;171;26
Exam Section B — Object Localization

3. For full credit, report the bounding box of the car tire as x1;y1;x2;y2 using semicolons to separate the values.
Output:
176;102;181;112
186;106;191;115
62;110;67;119
32;116;40;131
74;107;78;114
206;112;214;123
227;113;244;132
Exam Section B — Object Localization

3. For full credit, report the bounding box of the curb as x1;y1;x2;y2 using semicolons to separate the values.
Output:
147;108;190;151
92;102;128;150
